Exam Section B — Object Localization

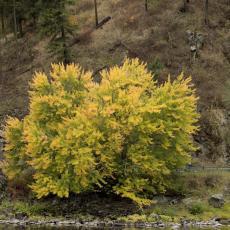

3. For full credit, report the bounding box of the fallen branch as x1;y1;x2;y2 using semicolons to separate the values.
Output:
92;65;108;83
96;16;111;29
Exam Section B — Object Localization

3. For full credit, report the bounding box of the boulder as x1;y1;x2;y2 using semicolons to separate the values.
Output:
182;197;195;206
186;30;205;54
218;219;230;225
208;194;225;208
14;212;29;220
149;212;160;221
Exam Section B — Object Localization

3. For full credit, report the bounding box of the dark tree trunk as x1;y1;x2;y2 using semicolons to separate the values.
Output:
0;6;6;41
94;0;99;27
60;0;68;65
61;25;68;66
0;38;3;80
1;7;4;33
13;0;17;39
96;16;111;29
18;18;23;37
183;0;187;12
145;0;148;12
32;15;36;29
204;0;209;25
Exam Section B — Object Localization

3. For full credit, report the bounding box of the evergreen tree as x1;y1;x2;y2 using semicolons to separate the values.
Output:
15;0;38;34
38;0;77;64
0;0;37;39
0;0;76;59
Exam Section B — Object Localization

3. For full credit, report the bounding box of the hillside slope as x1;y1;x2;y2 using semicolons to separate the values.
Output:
0;0;230;163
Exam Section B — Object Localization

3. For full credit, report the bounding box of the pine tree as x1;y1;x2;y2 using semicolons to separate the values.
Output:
0;0;37;39
38;0;77;64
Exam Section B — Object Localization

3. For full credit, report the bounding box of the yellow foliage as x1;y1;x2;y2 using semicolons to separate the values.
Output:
68;15;78;26
3;59;199;206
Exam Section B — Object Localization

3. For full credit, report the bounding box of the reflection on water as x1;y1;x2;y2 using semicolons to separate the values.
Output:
0;225;229;230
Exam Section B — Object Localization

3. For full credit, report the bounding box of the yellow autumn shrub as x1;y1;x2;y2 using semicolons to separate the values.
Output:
2;59;199;206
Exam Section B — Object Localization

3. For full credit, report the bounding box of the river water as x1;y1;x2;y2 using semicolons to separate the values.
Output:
0;226;229;230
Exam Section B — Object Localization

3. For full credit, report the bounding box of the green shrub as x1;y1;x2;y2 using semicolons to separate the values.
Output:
3;59;199;206
147;58;164;78
119;214;147;222
189;203;205;215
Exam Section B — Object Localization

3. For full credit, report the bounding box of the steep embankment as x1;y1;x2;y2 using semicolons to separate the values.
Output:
0;0;230;163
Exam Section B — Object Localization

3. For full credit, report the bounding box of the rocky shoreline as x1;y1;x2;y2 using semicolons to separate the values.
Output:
0;218;229;229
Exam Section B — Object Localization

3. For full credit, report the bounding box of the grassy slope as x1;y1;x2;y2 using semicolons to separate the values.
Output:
0;1;230;220
0;1;229;156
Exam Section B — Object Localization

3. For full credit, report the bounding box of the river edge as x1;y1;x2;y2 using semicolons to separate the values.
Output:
0;218;229;229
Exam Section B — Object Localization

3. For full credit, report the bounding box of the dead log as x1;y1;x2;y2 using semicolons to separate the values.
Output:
92;65;108;83
96;16;111;29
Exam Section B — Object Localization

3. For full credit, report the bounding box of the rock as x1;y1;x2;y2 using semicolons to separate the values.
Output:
190;45;197;52
208;194;225;208
170;198;180;205
197;109;230;162
153;195;170;204
196;33;204;49
171;224;180;229
181;219;191;226
15;212;29;220
149;213;160;221
186;30;205;55
218;218;230;225
182;198;197;206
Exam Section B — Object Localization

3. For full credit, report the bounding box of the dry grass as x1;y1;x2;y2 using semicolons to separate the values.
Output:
0;0;230;161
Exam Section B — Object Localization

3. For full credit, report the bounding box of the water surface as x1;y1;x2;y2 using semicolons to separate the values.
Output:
0;225;229;230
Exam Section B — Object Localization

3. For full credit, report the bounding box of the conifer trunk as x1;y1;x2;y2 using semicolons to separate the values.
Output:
0;38;2;79
183;0;190;12
13;0;17;39
204;0;209;25
145;0;148;12
94;0;99;27
60;0;68;65
61;25;68;66
32;15;36;29
18;18;23;37
183;0;187;12
0;6;6;41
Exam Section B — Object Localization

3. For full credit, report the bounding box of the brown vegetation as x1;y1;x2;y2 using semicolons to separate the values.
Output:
0;0;230;163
